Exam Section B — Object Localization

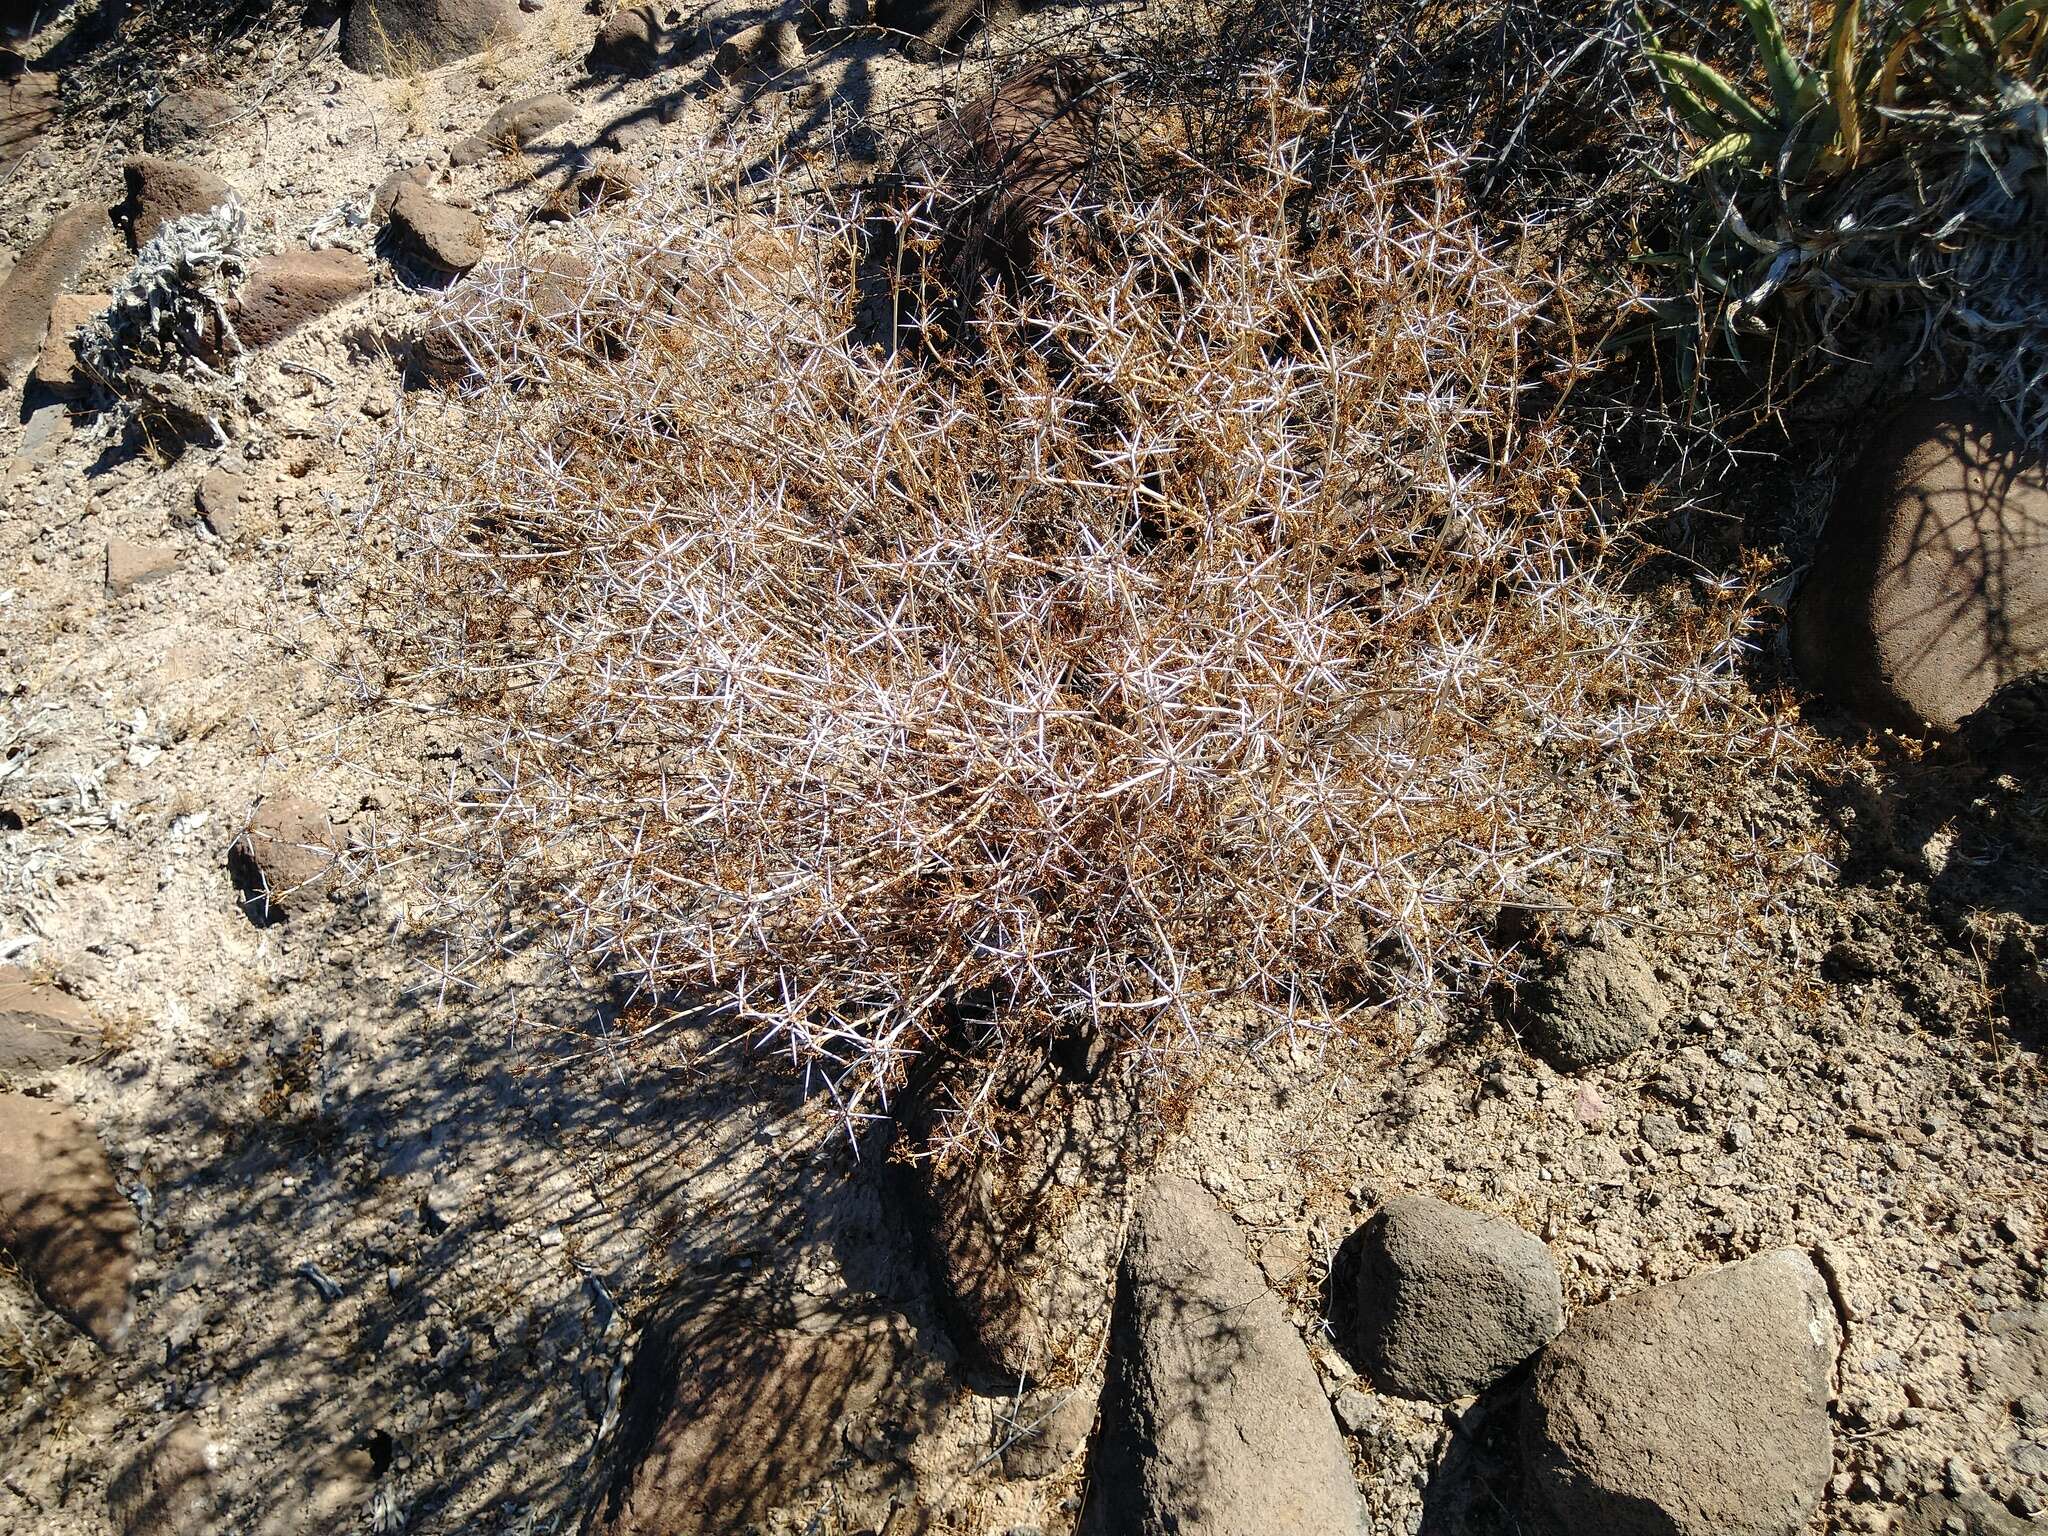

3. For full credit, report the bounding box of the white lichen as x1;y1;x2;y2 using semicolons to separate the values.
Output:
76;199;258;444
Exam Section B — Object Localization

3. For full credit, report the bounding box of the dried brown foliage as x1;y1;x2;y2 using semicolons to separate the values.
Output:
363;96;1806;1151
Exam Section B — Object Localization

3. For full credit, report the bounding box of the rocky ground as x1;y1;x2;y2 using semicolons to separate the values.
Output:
0;3;2043;1536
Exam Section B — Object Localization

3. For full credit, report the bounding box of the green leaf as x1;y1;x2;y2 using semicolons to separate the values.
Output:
1645;47;1779;135
1990;0;2047;45
1736;0;1820;116
1689;129;1780;173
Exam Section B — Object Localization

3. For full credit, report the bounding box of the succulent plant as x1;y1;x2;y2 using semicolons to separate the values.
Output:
1634;0;2048;438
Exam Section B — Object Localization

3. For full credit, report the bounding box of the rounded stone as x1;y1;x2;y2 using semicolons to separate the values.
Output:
341;0;522;76
1520;1248;1837;1536
587;4;665;75
118;156;233;249
1086;1176;1364;1535
227;792;339;921
145;87;235;152
1519;930;1668;1072
1352;1194;1562;1402
384;181;486;273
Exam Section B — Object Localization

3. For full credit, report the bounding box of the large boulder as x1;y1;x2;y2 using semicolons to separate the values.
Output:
0;974;101;1073
1519;1248;1836;1536
1517;928;1668;1072
1792;398;2048;731
341;0;522;76
0;201;110;387
1351;1195;1562;1402
0;1093;136;1350
1083;1176;1364;1535
901;1051;1149;1388
118;157;234;249
585;1287;952;1536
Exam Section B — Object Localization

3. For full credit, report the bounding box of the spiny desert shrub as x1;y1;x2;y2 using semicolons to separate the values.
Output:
365;102;1802;1154
1636;0;2048;438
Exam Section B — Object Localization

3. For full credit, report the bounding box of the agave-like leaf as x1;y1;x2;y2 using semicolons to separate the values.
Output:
1991;0;2048;45
1737;0;1821;116
1646;47;1780;134
1877;21;1924;107
1691;128;1781;172
1831;0;1865;164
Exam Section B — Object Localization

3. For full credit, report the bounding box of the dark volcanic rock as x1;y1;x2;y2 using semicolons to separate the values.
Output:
118;156;233;249
873;0;1029;59
384;180;486;273
1518;928;1668;1072
228;792;340;921
587;4;667;75
1351;1194;1562;1403
483;90;573;147
235;248;372;346
1084;1176;1364;1535
0;201;110;387
145;88;235;152
372;162;435;222
449;94;573;165
1792;398;2048;731
342;0;522;76
587;1286;952;1536
1520;1248;1836;1536
0;1092;136;1350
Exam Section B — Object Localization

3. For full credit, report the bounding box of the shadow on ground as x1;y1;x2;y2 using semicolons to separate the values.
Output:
22;916;933;1533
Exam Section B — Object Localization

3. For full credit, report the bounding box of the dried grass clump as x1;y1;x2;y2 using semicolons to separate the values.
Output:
367;106;1789;1150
